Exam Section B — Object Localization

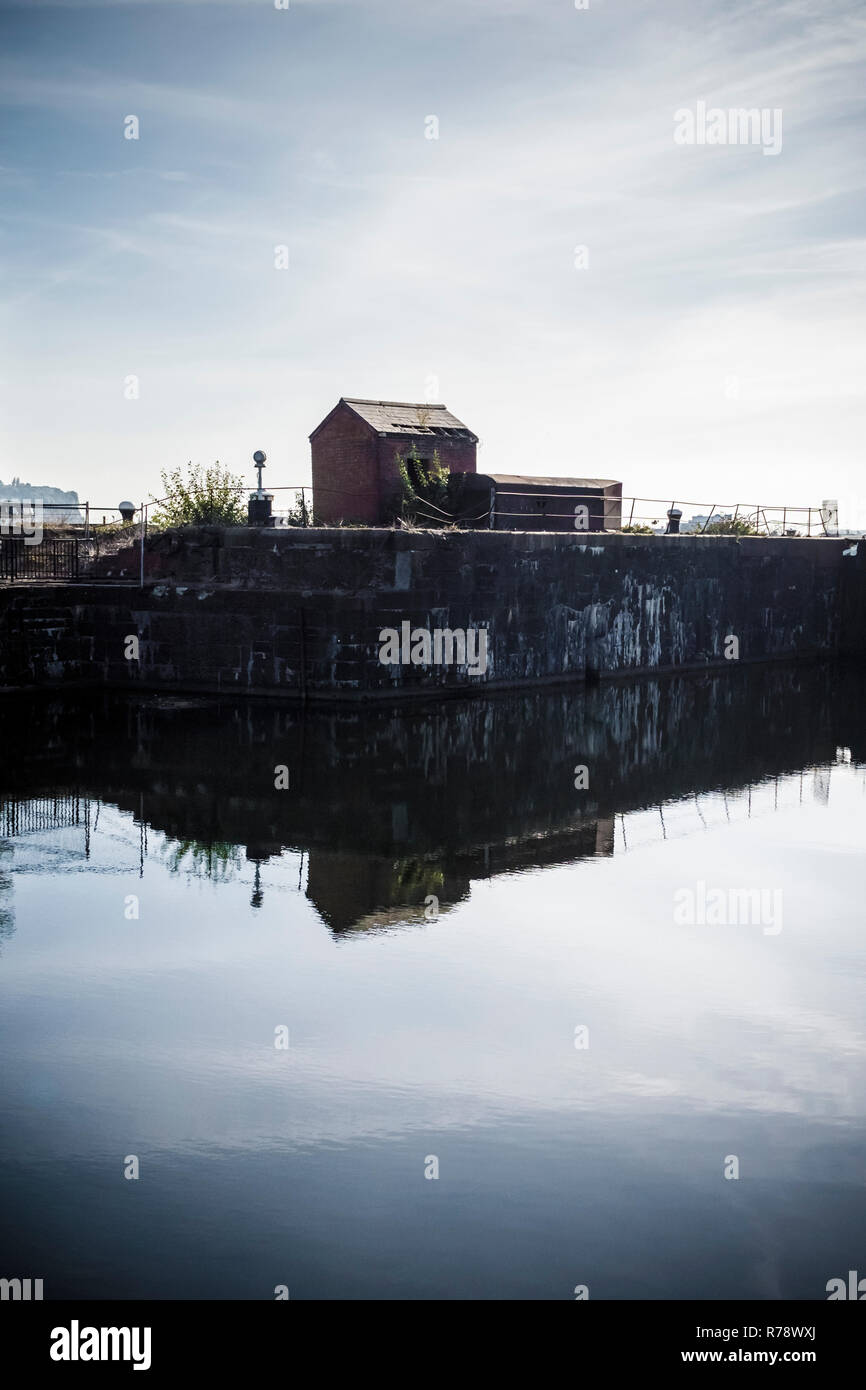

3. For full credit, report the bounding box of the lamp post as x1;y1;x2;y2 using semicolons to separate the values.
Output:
247;450;273;526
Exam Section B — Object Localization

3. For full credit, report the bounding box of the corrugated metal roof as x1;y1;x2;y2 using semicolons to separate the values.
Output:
341;398;475;437
480;474;620;489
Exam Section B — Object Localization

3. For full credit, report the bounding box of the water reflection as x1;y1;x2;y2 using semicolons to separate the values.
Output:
1;663;865;1300
1;663;863;936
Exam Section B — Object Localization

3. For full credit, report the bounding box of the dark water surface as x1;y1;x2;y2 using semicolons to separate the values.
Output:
1;664;865;1299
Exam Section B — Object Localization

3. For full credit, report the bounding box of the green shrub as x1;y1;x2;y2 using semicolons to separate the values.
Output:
279;490;315;527
394;445;466;526
151;461;246;527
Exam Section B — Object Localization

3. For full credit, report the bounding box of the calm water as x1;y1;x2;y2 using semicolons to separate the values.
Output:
1;665;865;1300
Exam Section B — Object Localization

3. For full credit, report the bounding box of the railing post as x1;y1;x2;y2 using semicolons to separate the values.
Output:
139;501;145;588
85;501;90;540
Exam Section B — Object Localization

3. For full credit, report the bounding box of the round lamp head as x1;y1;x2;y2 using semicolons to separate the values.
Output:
253;451;267;466
118;501;135;523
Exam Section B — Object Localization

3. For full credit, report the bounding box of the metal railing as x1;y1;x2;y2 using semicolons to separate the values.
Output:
488;489;829;536
22;502;126;536
2;488;843;594
0;537;80;581
22;489;838;537
614;496;826;537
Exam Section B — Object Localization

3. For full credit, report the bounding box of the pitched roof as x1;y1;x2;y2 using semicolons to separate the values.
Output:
340;398;476;438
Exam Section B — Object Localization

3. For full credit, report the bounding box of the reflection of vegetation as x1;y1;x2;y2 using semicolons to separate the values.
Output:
159;839;242;882
391;858;445;901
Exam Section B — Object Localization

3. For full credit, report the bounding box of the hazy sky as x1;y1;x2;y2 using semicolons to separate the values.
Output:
1;0;863;521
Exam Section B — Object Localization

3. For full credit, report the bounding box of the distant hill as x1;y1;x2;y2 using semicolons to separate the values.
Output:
0;477;84;524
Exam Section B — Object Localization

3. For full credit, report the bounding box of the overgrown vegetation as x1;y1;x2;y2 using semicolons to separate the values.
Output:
620;523;656;534
393;444;466;526
150;461;246;527
700;517;758;536
280;489;314;527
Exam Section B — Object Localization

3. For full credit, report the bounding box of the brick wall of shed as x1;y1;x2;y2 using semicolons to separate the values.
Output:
310;405;379;524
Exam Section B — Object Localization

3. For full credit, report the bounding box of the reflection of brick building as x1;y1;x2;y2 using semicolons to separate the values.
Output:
304;819;615;934
305;849;470;934
310;398;477;525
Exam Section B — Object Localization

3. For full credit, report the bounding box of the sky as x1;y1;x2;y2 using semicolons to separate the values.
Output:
0;0;864;521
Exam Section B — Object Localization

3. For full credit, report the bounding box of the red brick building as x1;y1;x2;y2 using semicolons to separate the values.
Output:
310;398;478;524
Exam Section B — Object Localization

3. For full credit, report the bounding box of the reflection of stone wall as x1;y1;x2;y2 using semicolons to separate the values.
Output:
1;527;863;696
1;663;859;862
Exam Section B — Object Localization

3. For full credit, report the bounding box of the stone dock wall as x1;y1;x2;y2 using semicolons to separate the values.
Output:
0;527;863;699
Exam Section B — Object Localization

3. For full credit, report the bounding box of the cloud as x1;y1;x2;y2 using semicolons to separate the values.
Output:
1;0;864;517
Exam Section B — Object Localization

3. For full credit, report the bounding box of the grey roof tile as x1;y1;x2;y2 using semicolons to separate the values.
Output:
341;398;475;437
